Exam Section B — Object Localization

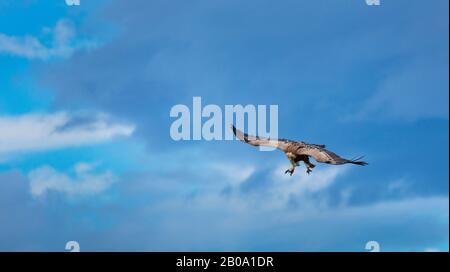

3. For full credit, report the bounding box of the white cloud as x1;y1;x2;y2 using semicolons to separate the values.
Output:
74;162;99;175
273;164;348;194
62;150;447;251
175;161;349;213
424;248;441;252
266;164;348;208
29;163;116;197
132;161;449;251
210;163;255;185
0;112;135;155
0;19;95;60
387;178;410;194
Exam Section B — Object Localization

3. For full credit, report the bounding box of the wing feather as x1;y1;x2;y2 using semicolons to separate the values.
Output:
231;125;286;151
231;125;368;166
301;145;368;166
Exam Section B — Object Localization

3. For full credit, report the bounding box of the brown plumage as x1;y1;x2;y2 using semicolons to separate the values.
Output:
231;125;368;176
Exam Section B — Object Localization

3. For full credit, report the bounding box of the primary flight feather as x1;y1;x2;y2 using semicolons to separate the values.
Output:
231;125;368;175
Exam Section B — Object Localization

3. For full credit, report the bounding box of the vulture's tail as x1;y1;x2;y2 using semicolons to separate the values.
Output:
346;155;368;166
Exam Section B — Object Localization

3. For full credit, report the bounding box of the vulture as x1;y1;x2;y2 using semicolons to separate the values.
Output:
231;125;368;176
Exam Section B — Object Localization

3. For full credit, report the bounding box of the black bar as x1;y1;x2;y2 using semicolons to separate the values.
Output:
0;252;447;271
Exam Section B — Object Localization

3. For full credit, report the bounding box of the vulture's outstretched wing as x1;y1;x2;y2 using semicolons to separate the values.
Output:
231;125;287;151
301;145;368;166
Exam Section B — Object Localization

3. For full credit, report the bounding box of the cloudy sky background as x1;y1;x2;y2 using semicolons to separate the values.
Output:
0;0;448;251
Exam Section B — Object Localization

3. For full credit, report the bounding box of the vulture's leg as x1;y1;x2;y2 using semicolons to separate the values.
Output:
284;160;298;176
301;156;315;175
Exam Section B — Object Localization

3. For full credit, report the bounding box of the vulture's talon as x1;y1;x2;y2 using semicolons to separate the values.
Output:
285;169;294;175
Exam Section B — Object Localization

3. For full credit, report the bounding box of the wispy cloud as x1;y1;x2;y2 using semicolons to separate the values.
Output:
29;162;116;197
256;165;349;209
210;163;255;186
111;161;448;251
143;153;349;212
0;112;135;155
344;56;449;122
0;19;95;60
1;157;448;251
273;164;348;195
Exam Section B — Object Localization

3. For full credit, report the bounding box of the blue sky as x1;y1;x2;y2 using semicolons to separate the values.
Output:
0;0;448;251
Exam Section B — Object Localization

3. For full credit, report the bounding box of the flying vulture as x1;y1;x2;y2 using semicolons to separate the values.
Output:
231;125;368;176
